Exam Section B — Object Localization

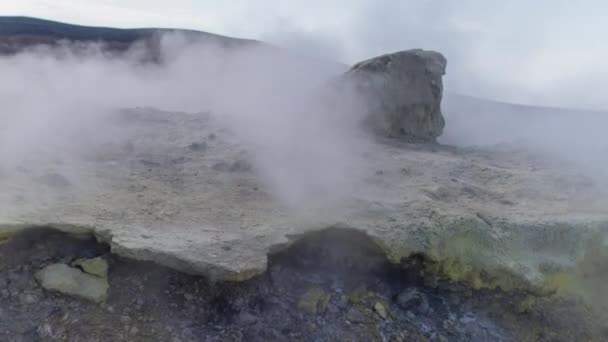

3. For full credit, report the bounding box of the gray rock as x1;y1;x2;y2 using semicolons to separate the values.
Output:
19;292;39;305
35;263;109;303
73;257;108;278
460;312;477;324
345;308;368;324
212;159;252;172
374;301;389;319
396;288;429;313
237;311;258;325
345;49;446;142
298;287;330;315
38;172;71;188
187;142;207;152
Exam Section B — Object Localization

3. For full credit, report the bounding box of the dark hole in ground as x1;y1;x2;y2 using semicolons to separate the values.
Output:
0;227;599;342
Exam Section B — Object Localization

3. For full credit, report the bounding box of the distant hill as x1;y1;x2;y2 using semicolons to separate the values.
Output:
0;16;258;57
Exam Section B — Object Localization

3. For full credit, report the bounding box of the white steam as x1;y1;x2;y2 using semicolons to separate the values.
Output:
0;33;371;209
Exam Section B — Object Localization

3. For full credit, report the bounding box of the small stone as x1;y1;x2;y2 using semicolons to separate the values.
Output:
390;335;404;342
374;301;388;319
237;311;257;325
459;312;477;324
39;172;71;188
19;293;38;305
212;161;231;172
183;293;194;301
140;159;161;167
345;308;368;324
396;288;429;313
73;257;108;278
37;323;53;338
327;303;341;314
212;159;252;172
129;326;139;335
418;299;430;314
298;287;330;315
188;142;207;152
35;264;109;303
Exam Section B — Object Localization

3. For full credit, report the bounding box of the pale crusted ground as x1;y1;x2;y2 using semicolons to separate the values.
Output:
1;108;608;313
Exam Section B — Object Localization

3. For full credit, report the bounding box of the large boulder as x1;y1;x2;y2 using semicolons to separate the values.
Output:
345;49;447;143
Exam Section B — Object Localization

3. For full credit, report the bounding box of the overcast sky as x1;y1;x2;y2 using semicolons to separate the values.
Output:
2;0;607;110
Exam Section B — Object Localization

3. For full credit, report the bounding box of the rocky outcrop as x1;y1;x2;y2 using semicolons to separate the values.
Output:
346;49;447;143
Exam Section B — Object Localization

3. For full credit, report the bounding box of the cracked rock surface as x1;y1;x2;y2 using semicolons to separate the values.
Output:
1;107;608;316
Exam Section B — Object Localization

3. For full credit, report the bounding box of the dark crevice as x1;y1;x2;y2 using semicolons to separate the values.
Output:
0;226;599;341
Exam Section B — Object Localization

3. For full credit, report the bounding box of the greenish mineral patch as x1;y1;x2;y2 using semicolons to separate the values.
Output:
298;287;330;315
73;257;109;278
35;263;109;303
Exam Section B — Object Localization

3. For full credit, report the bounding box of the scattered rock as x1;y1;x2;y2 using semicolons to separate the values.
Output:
37;323;53;338
345;49;446;143
35;263;109;303
237;311;258;325
348;286;374;305
38;172;71;188
298;287;330;315
140;159;161;167
345;308;368;324
396;288;429;313
73;257;108;278
374;301;388;319
212;159;252;172
187;142;207;152
129;326;139;335
171;156;188;164
460;312;477;324
19;292;39;305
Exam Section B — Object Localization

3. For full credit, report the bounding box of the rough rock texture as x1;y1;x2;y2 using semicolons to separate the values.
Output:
2;108;608;315
74;257;109;278
34;263;109;303
345;49;447;142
